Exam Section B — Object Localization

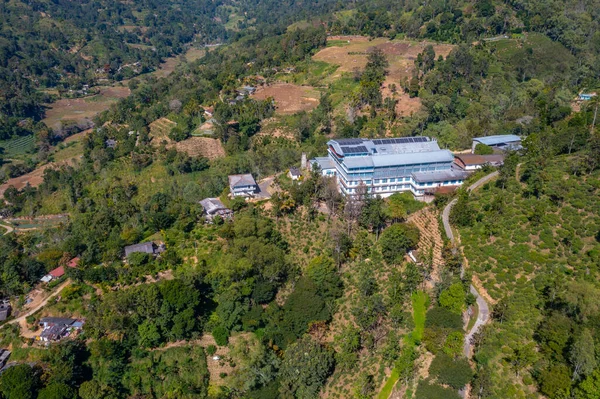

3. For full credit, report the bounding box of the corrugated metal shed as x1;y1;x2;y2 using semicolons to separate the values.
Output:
472;135;521;146
124;242;155;257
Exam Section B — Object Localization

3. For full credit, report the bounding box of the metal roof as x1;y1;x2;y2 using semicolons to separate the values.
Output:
328;137;440;157
228;174;257;188
412;169;469;183
40;317;76;326
311;157;335;170
124;242;155;257
371;150;454;168
200;198;229;214
344;157;374;169
288;167;302;177
472;135;521;146
454;154;505;166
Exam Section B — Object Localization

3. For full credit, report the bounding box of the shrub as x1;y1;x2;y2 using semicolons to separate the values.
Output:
213;326;230;346
425;307;463;329
414;380;461;399
429;353;473;389
206;345;217;356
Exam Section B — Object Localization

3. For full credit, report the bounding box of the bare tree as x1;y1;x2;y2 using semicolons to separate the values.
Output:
321;176;342;218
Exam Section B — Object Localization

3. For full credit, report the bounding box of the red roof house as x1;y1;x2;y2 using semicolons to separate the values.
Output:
49;266;65;278
47;257;80;280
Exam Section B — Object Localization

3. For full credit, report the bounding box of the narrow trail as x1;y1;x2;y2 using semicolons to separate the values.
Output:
8;279;72;336
442;172;498;398
0;222;14;235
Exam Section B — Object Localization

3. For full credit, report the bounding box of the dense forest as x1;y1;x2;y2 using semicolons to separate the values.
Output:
0;0;599;398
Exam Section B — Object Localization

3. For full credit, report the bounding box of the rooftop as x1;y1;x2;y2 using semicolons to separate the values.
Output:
311;157;334;170
472;135;521;146
200;198;229;214
289;167;302;177
40;317;76;326
412;169;469;183
228;174;257;188
328;137;441;157
124;242;155;257
454;154;505;165
342;149;454;169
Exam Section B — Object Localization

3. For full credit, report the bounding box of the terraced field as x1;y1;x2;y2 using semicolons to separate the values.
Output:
0;135;35;157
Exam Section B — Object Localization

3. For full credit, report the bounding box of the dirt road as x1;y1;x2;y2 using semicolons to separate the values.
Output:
8;280;72;337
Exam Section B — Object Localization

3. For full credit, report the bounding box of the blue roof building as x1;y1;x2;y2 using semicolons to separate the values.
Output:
310;137;467;197
472;134;522;153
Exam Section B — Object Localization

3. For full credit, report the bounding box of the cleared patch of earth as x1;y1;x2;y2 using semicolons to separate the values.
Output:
0;158;79;197
149;118;225;159
251;83;319;114
42;86;130;132
314;36;455;82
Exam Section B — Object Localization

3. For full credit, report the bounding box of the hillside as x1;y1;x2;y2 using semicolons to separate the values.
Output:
456;148;600;398
0;0;599;398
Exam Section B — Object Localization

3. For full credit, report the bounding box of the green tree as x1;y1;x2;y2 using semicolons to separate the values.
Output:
539;364;572;399
305;256;342;301
570;329;597;380
279;335;334;399
443;331;464;358
379;223;420;264
439;283;466;314
0;364;40;399
138;320;161;348
37;383;77;399
429;353;473;389
574;369;600;399
474;143;494;155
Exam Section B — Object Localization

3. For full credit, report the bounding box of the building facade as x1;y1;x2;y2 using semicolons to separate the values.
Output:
228;174;258;197
311;137;468;197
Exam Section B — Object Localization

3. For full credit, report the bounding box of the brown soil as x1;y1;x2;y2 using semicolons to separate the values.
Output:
174;137;226;159
315;36;455;81
0;158;78;197
42;86;130;131
149;117;225;159
64;129;93;144
251;83;319;115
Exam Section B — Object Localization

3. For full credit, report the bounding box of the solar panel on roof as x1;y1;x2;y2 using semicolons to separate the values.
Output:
355;145;368;153
337;138;363;145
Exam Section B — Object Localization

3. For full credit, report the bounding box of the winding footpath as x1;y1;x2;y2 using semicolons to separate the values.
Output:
442;171;498;359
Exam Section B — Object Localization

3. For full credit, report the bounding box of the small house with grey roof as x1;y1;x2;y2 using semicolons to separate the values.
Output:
310;137;467;197
200;198;233;222
228;174;258;197
124;242;164;258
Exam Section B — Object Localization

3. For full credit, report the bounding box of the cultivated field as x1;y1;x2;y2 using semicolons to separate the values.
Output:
174;137;226;159
314;36;455;81
149;117;225;159
251;83;320;114
42;86;130;132
314;36;454;117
